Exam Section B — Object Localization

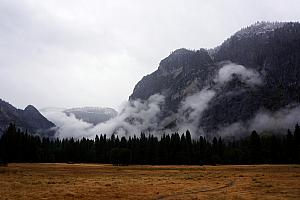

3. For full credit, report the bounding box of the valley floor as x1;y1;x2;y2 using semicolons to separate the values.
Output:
0;163;299;199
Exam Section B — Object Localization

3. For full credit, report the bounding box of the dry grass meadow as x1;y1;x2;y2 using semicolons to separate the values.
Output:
0;163;299;199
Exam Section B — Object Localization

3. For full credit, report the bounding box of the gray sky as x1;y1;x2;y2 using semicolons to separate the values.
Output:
1;0;299;111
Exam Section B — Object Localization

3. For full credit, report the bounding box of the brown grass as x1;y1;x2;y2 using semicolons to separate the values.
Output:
0;163;300;199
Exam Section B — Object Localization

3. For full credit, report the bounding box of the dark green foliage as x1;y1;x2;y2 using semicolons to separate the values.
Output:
249;131;262;163
110;148;132;165
0;123;300;165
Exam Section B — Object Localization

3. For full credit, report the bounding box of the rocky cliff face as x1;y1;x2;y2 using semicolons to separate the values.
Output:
130;22;300;134
0;99;55;136
130;48;217;113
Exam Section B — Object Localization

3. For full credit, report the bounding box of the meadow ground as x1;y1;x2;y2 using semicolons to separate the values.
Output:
0;163;299;199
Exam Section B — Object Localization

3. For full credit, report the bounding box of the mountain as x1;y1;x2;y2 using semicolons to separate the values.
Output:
64;107;117;125
0;99;55;136
130;22;300;134
130;48;216;112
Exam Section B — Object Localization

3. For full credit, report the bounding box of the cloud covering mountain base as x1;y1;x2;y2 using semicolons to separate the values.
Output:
42;63;300;139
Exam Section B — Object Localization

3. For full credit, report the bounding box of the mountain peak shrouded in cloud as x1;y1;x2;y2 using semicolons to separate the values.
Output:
129;21;300;138
38;21;300;139
64;107;117;125
1;1;300;139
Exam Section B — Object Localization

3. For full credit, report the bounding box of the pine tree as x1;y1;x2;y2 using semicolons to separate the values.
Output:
294;124;300;163
249;130;261;163
286;129;294;162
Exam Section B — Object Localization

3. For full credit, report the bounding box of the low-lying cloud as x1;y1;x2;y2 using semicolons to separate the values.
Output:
215;63;262;85
42;94;165;139
93;94;165;137
41;108;96;138
218;105;300;137
175;62;263;137
177;88;216;136
249;105;300;133
42;62;299;139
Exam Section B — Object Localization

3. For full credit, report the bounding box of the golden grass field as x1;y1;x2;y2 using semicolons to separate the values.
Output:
0;163;300;199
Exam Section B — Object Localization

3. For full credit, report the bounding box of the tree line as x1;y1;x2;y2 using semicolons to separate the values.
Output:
0;123;299;165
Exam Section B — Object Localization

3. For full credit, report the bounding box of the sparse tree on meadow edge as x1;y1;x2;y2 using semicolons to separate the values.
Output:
249;130;261;164
286;129;294;162
294;124;300;162
294;124;300;143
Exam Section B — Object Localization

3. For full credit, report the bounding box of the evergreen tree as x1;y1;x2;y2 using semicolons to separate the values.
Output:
249;130;261;163
0;123;299;165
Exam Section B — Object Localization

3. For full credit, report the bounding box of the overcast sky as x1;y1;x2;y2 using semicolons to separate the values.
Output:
0;0;299;111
